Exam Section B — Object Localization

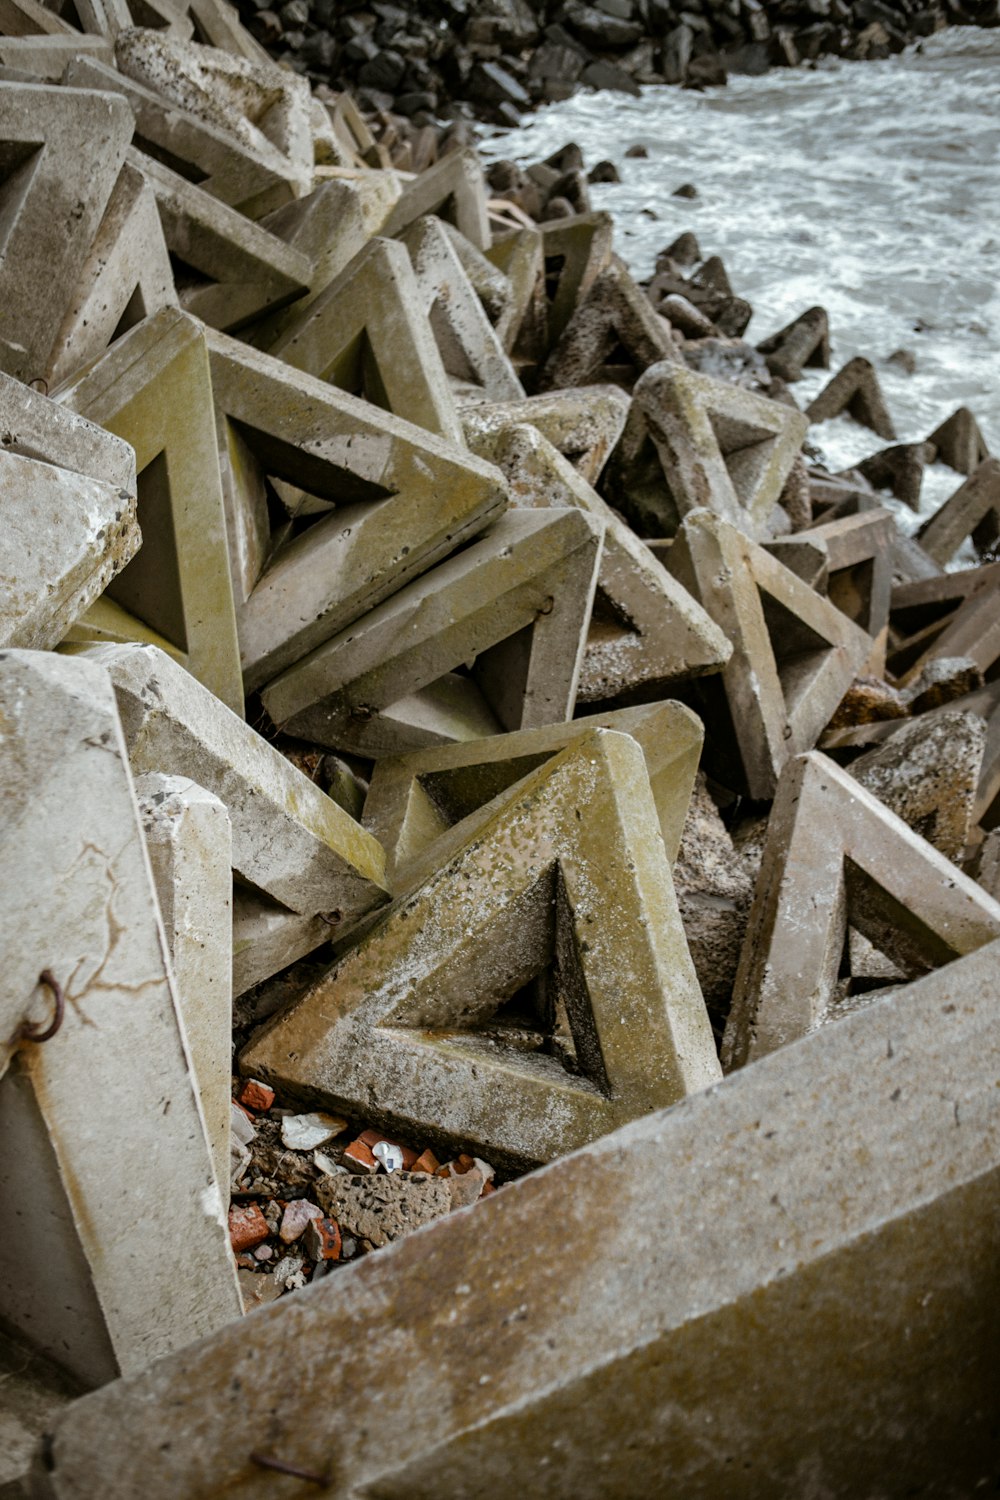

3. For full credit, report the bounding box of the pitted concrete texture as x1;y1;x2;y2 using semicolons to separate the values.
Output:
58;307;244;715
756;304;830;383
806;355;896;440
380;147;490;250
723;751;1000;1070
461;382;629;484
0;449;138;651
204;328;505;657
926;405;990;476
0;82;131;383
0;652;240;1388
32;940;1000;1498
136;773;233;1195
269;234;464;444
666;508;872;799
362;699;703;888
673;772;755;1013
315;1172;452;1248
467;422;730;705
916;457;1000;566
243;730;720;1167
73;642;390;921
135;148;311;335
536;211;615;346
540;258;676;392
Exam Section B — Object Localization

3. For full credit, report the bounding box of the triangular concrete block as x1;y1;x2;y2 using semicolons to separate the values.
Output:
484;225;547;365
0;650;241;1386
609;362;809;539
926;406;991;475
243;728;720;1166
73;641;391;922
854;440;936;509
181;0;271;60
723;750;1000;1069
540;258;676;392
201;329;506;676
56;307;244;714
0;449;139;650
806;355;896;440
381;147;490;249
260;507;603;758
0;81;131;381
537;209;614;347
469;421;731;705
666;508;872;797
136;148;311;332
755;305;830;382
462;382;630;485
362;699;704;888
267;235;464;443
400;215;524;403
892;566;1000;690
915;457;1000;565
0;366;135;492
45;159;178;388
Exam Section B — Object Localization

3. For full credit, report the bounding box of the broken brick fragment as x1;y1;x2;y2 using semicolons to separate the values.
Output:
304;1217;342;1261
228;1202;269;1253
237;1078;275;1113
409;1149;440;1176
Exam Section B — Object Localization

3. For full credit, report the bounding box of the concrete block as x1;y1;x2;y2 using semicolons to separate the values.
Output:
134;148;311;333
893;568;1000;691
0;0;76;35
673;772;755;1020
0;651;240;1387
848;710;985;861
45;160;178;389
666;509;872;798
755;304;830;382
806;355;896;440
915;458;1000;565
0;451;138;651
540;259;676;392
72;641;390;921
202;329;506;662
0;82;131;383
135;772;233;1196
260;506;603;758
381;148;490;250
182;0;271;62
926;405;990;475
400;216;524;402
468;422;730;705
537;210;615;346
243;729;720;1167
484;226;547;362
610;362;809;539
62;55;296;220
461;383;629;485
0;371;135;494
361;699;703;887
0;34;112;79
268;236;464;444
856;440;936;509
57;307;244;715
772;507;894;673
29;938;1000;1497
232;885;330;998
723;751;1000;1068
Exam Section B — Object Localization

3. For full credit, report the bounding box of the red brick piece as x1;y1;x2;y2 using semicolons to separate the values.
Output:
303;1217;342;1261
409;1149;441;1176
228;1202;269;1253
238;1078;275;1113
342;1138;378;1174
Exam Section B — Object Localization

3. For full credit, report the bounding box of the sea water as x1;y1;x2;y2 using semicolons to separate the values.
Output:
481;28;1000;525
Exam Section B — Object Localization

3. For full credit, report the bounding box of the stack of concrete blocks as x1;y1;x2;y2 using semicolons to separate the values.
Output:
0;6;998;1492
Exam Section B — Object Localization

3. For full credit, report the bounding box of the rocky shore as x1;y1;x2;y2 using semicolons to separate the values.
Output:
236;0;999;132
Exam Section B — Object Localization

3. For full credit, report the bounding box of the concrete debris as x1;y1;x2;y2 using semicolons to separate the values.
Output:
0;10;995;1487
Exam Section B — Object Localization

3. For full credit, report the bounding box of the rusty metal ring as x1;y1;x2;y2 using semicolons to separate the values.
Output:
13;970;65;1045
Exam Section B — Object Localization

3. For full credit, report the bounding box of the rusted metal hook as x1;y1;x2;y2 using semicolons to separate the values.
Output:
12;970;65;1046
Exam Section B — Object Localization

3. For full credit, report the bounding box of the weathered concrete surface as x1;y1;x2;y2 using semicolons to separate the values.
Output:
135;773;233;1196
773;507;894;673
380;147;490;249
483;224;545;361
467;422;730;704
269;235;463;443
806;355;896;440
916;457;1000;566
243;730;720;1166
231;885;330;998
610;361;809;539
362;700;703;887
927;405;991;476
72;642;389;921
461;383;629;484
0;33;112;80
536;210;614;346
58;307;244;715
135;147;311;334
0;651;240;1388
666;509;872;799
755;304;830;382
33;939;1000;1498
540;259;676;392
0;82;131;383
45;160;177;389
894;568;1000;691
261;507;603;757
0;450;138;651
723;751;1000;1069
204;328;506;662
673;772;755;1019
0;370;135;494
849;710;986;861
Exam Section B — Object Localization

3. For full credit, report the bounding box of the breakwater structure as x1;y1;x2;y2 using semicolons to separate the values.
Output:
0;3;999;1497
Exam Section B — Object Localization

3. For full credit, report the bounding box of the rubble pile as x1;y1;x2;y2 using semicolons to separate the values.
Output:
232;0;999;135
0;9;999;1496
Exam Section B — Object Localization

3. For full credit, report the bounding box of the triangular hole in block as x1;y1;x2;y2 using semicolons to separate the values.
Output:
0;143;43;254
758;585;836;716
105;449;188;653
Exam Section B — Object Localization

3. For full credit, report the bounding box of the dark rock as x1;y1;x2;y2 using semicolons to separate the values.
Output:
581;58;642;92
588;159;621;183
624;142;648;157
564;0;644;48
672;181;698;198
469;59;532;108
